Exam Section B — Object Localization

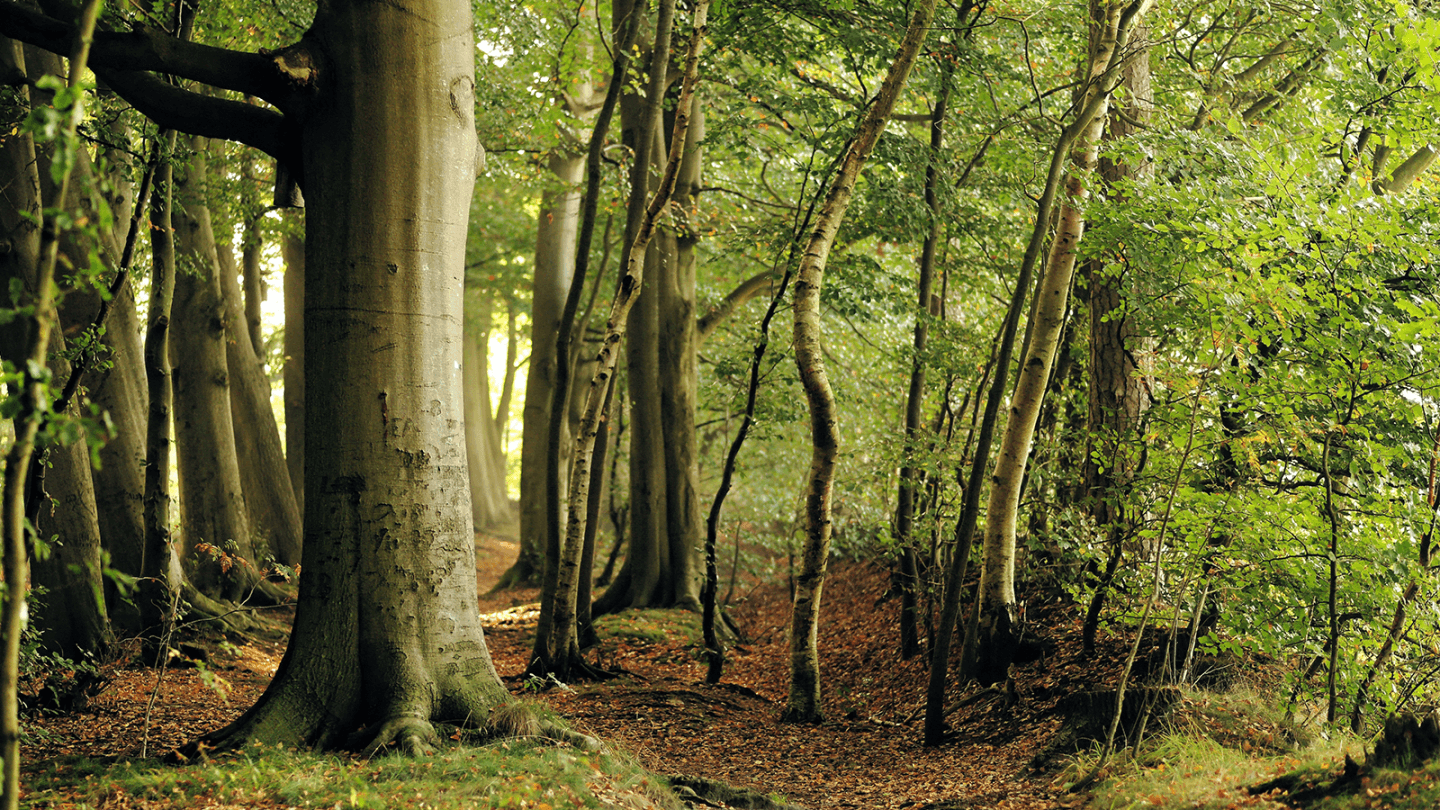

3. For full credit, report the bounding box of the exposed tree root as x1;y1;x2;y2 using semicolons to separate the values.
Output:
353;716;441;757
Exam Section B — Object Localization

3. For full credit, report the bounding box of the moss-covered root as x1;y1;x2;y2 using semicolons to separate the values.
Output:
353;716;442;757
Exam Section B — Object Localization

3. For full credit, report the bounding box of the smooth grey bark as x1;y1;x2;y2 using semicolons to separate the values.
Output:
282;227;304;518
657;89;705;613
192;0;514;751
544;0;704;677
242;212;265;352
465;327;510;528
171;140;274;603
140;130;179;646
218;236;304;567
508;152;583;588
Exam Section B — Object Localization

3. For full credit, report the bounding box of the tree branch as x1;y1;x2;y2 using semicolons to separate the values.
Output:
99;68;291;164
0;0;299;107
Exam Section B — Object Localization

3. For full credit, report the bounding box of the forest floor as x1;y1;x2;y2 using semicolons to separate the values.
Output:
21;531;1333;809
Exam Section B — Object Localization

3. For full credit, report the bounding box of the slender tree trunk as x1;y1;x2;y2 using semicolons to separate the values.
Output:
544;0;705;677
896;64;950;661
242;213;265;352
509;152;583;588
658;89;705;611
140;130;180;648
1;8;100;805
465;327;510;528
967;0;1152;685
783;0;938;723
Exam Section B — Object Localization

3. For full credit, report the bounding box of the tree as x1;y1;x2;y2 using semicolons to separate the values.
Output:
783;0;938;723
963;0;1153;685
0;0;516;752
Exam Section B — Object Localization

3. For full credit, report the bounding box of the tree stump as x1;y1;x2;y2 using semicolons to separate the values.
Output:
1371;709;1440;769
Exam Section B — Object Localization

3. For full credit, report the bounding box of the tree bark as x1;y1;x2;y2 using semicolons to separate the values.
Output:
282;227;304;517
509;152;583;588
465;327;510;528
783;0;938;723
657;89;705;612
140;130;180;648
171;140;274;603
219;230;304;568
968;0;1153;684
1080;22;1153;654
896;64;950;661
193;0;515;751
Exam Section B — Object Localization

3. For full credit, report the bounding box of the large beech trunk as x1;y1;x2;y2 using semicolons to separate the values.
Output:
783;0;939;723
195;0;512;751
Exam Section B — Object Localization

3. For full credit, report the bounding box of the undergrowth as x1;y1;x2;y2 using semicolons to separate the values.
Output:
1071;684;1359;809
24;737;680;810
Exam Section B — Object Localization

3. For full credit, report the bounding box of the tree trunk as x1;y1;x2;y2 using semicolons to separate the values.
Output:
220;232;304;568
0;43;110;660
968;0;1152;685
508;152;583;588
783;0;938;723
1080;21;1153;654
195;0;514;751
171;140;274;603
283;227;305;518
657;89;705;612
140;130;180;647
895;64;950;661
465;328;510;528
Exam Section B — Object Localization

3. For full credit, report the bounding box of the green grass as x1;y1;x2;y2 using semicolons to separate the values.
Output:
1071;684;1358;809
593;608;701;647
25;737;681;809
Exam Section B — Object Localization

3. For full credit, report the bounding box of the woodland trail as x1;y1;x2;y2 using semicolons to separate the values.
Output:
474;533;1076;810
26;532;1089;809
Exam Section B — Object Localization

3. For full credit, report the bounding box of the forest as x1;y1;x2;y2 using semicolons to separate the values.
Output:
3;0;1440;806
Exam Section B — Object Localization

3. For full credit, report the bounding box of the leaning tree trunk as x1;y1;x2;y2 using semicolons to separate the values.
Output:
594;0;673;614
541;0;706;678
220;236;304;568
194;0;514;752
1;9;100;806
0;44;112;661
966;0;1153;685
783;0;939;723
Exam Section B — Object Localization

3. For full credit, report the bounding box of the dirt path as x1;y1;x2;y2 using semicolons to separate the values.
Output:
29;533;1082;809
